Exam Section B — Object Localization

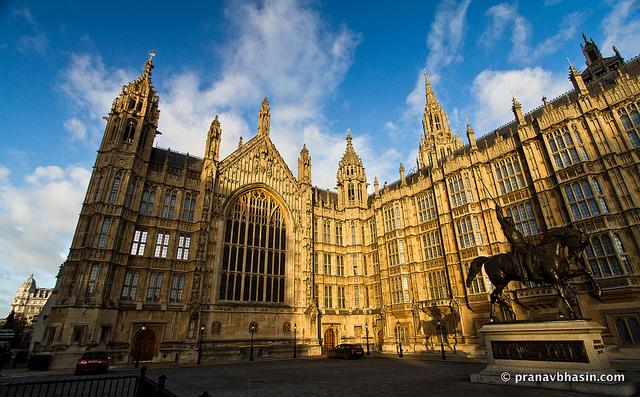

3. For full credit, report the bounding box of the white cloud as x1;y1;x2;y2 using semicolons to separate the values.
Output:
58;54;132;146
12;6;48;55
426;0;471;77
601;0;640;58
153;0;365;189
0;164;91;315
63;118;88;141
480;3;581;64
470;67;570;134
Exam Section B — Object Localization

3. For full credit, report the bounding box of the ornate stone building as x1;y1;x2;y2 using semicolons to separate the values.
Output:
10;275;53;324
37;36;640;368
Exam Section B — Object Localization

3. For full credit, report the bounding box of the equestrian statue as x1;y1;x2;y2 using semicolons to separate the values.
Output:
465;203;601;322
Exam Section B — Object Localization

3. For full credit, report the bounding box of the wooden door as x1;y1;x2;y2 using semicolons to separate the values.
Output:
133;328;156;361
324;328;335;351
377;330;384;351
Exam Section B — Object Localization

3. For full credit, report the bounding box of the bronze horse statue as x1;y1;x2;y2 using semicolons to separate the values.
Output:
465;226;600;322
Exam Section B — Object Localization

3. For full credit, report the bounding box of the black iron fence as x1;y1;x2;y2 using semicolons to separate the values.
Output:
0;367;178;397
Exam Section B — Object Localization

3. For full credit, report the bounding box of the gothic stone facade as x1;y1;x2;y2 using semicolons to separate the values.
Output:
38;37;640;368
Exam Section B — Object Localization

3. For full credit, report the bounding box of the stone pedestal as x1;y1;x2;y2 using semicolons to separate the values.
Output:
470;319;637;396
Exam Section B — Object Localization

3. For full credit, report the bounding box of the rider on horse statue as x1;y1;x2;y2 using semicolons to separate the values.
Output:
495;203;542;283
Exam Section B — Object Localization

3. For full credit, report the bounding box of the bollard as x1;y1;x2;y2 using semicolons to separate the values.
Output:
140;366;147;378
158;374;167;388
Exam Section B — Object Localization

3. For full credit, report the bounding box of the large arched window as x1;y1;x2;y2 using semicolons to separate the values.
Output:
219;189;286;303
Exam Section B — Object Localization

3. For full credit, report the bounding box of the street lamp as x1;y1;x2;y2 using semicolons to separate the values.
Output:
293;323;297;359
135;324;146;369
365;323;370;355
249;323;256;361
437;320;446;360
197;325;205;365
396;321;403;358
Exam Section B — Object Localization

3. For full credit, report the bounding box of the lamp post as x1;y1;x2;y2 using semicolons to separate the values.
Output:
293;323;297;358
365;323;370;355
396;321;403;358
135;325;146;369
249;323;256;361
437;320;446;360
197;325;205;365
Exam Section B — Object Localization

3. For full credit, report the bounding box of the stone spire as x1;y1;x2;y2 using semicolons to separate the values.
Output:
258;97;270;136
399;163;406;186
337;129;367;210
512;96;525;125
424;68;437;108
298;143;311;185
466;121;476;149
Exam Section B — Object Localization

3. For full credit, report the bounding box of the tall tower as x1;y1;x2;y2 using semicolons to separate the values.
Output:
59;52;160;304
298;144;312;185
417;69;462;168
336;130;367;209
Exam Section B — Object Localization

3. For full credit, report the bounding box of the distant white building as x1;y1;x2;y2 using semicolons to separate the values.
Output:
11;275;53;324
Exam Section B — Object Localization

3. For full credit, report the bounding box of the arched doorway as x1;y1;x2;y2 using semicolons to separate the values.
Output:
132;328;156;362
377;330;384;352
324;328;336;351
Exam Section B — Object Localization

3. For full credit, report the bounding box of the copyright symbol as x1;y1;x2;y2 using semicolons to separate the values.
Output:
500;372;511;382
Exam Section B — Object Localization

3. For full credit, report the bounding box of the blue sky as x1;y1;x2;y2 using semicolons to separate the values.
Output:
0;0;638;315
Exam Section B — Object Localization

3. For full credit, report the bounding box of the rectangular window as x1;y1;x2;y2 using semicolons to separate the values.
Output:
97;218;110;248
398;239;405;264
324;253;332;275
352;254;358;275
402;276;410;303
369;219;377;241
109;176;121;203
125;180;136;208
313;252;318;273
428;269;451;299
121;271;140;300
618;101;640;148
335;222;343;245
354;285;360;308
154;232;170;258
337;255;344;276
449;174;472;208
351;224;357;245
85;264;100;297
373;251;380;274
416;192;437;223
421;230;443;260
170;274;185;302
337;286;345;309
324;285;333;308
391;276;405;304
387;240;399;266
507;202;539;236
585;234;632;278
564;178;607;221
383;204;399;232
456;216;476;249
495;155;526;194
94;176;104;202
365;286;370;307
375;284;382;307
131;230;148;256
314;219;318;241
177;235;191;260
546;125;588;169
323;221;331;243
146;272;163;301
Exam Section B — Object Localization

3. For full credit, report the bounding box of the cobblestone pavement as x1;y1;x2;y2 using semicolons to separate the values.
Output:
2;356;637;396
144;357;587;397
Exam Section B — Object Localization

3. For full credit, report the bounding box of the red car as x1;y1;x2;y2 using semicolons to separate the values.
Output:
327;343;365;359
74;351;110;375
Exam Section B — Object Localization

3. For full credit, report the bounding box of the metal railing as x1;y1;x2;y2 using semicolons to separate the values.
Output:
0;367;178;397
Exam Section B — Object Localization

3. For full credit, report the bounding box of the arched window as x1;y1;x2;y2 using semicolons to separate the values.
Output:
123;119;137;142
162;191;176;219
109;118;120;142
139;188;155;215
219;189;286;303
182;193;196;222
109;176;121;204
348;183;355;201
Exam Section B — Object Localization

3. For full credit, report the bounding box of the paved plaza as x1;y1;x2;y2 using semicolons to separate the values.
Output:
5;355;631;396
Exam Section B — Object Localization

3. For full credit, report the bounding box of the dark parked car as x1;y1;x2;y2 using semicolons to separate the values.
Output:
74;351;110;375
327;343;365;359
